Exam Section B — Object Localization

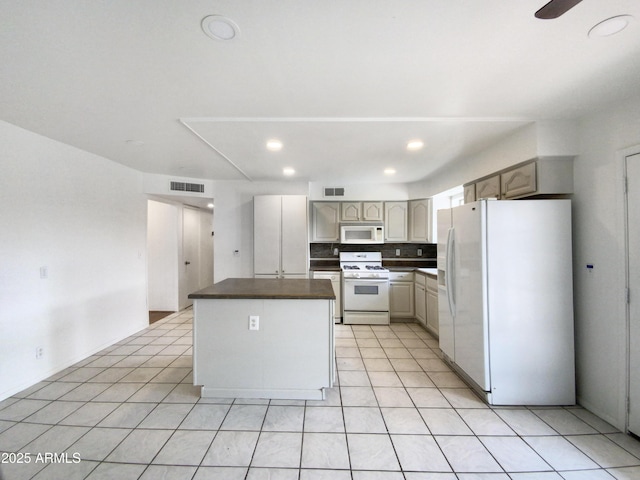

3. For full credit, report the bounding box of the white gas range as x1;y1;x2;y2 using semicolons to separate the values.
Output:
340;252;390;325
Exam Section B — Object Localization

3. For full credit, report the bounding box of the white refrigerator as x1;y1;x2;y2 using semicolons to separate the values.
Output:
437;199;575;405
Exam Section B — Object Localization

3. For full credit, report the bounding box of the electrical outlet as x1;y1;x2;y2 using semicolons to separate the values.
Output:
39;266;48;279
417;249;423;256
395;249;401;256
249;315;259;330
36;347;43;359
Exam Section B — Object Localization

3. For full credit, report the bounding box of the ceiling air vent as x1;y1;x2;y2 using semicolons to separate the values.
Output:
323;187;345;197
170;181;205;193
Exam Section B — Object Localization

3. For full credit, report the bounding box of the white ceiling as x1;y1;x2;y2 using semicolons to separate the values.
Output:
2;1;640;184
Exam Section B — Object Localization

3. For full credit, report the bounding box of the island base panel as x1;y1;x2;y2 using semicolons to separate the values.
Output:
193;298;334;400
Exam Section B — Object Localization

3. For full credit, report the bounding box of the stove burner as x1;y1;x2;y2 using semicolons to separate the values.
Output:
366;265;386;270
343;265;361;270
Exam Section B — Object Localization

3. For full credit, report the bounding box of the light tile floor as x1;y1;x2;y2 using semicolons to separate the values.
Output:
2;309;640;479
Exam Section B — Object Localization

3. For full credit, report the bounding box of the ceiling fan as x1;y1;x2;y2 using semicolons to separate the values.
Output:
535;0;583;19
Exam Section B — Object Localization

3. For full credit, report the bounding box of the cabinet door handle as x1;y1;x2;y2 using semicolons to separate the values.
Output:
185;261;191;265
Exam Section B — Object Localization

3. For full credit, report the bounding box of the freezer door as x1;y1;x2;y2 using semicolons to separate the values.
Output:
436;208;454;359
451;202;490;392
436;208;452;270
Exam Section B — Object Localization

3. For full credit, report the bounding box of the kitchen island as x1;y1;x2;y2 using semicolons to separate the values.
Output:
188;278;336;400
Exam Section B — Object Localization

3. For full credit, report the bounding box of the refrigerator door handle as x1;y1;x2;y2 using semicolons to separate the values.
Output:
445;226;456;317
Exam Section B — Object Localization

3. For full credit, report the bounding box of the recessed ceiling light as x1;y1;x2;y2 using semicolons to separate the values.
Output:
588;15;634;38
384;168;396;175
407;140;424;151
283;167;295;176
201;15;239;41
266;139;283;151
207;203;214;209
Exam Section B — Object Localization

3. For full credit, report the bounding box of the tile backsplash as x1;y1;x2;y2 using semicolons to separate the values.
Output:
310;242;436;259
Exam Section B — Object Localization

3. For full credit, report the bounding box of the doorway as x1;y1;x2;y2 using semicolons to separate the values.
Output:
147;199;214;322
625;148;640;435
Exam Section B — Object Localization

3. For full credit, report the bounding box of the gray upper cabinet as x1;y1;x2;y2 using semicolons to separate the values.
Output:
310;199;434;243
475;174;501;199
409;198;432;242
463;184;476;204
341;202;361;222
464;157;574;202
384;201;408;242
312;202;340;242
502;157;574;199
340;201;383;222
501;161;537;199
362;202;384;221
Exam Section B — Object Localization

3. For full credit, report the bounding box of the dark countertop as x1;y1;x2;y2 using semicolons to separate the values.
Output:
188;278;336;300
414;268;438;276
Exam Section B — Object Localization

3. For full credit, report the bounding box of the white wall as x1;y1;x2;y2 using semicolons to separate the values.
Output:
0;121;148;400
309;182;409;201
211;180;309;281
147;200;179;311
143;172;214;207
572;94;640;430
408;123;539;198
407;120;579;199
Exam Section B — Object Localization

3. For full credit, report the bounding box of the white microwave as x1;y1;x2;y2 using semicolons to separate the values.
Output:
340;224;384;244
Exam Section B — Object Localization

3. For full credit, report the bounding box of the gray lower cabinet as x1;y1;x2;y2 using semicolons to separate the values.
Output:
414;273;427;327
425;274;439;336
389;271;414;318
313;270;342;322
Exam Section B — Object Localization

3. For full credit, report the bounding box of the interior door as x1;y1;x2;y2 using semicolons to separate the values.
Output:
199;208;214;287
182;206;200;308
627;152;640;435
